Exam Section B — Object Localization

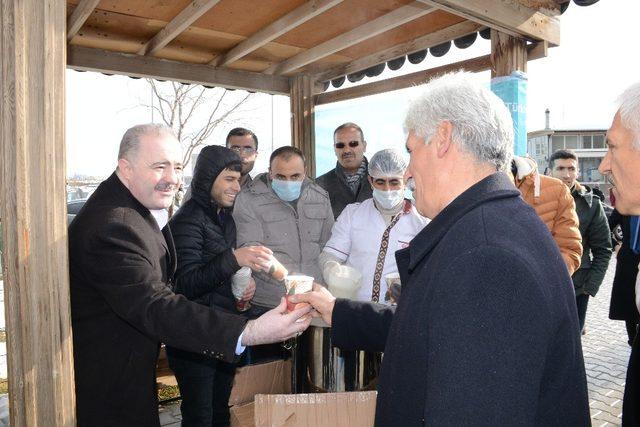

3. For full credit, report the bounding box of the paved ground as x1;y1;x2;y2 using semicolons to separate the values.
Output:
582;258;631;426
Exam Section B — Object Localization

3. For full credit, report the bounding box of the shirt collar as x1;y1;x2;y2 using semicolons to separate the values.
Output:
150;209;169;229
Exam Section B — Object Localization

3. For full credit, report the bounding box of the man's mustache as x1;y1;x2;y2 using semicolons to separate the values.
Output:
155;182;178;192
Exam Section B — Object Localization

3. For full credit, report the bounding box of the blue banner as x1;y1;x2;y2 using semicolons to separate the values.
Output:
491;71;528;156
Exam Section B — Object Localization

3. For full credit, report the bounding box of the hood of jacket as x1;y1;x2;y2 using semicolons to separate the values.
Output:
190;145;242;212
511;156;541;199
572;182;597;208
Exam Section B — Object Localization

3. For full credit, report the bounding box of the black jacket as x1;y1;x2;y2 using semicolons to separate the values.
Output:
609;209;640;321
331;172;590;425
169;145;242;311
69;173;247;426
571;183;612;297
315;158;373;219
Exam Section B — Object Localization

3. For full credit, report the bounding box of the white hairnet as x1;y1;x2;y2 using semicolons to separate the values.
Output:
368;148;407;178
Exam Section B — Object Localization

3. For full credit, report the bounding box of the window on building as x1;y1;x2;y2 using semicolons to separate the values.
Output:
565;135;578;149
592;134;605;148
579;157;605;183
581;135;592;149
551;135;564;152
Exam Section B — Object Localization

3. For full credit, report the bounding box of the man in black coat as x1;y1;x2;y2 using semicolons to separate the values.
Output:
315;122;373;218
166;145;273;425
293;73;590;425
68;124;311;426
608;209;640;346
597;81;640;426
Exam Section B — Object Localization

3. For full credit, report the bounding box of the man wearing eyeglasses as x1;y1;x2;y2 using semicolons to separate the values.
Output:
316;122;373;218
226;127;258;188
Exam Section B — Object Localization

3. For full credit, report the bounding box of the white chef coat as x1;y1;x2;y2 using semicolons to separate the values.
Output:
323;198;429;304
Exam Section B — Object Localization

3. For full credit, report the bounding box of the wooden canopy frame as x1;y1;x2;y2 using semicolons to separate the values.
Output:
1;0;564;424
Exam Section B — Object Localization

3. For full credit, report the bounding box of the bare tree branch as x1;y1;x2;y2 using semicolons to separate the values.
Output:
143;80;255;169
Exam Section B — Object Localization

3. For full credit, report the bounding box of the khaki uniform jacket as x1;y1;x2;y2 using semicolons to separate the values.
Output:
233;173;334;308
512;157;583;275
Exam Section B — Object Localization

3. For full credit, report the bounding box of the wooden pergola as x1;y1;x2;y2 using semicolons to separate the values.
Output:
1;0;567;424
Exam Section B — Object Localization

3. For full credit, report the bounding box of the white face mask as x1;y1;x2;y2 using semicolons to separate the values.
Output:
372;188;405;210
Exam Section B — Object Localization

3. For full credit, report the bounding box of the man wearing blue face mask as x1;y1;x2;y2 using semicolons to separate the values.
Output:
233;146;334;313
319;149;429;304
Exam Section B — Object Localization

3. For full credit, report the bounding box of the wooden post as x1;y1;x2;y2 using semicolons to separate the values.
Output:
490;29;527;77
0;0;76;425
290;75;317;178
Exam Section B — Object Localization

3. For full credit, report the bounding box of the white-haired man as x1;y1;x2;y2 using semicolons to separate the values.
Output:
292;73;589;424
598;82;640;426
68;124;311;426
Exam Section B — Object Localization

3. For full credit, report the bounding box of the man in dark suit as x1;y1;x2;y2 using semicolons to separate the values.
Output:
293;73;590;425
598;81;640;426
315;122;373;218
68;124;311;426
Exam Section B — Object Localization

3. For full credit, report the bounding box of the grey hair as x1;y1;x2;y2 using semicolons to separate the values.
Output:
118;123;178;160
617;81;640;150
403;72;514;171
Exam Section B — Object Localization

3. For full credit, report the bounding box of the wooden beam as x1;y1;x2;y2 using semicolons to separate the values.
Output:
417;0;560;45
137;0;222;56
490;29;527;77
66;0;100;41
68;46;290;95
210;0;344;67
290;76;317;178
315;54;492;105
314;20;482;83
527;40;548;61
265;1;436;75
1;0;76;425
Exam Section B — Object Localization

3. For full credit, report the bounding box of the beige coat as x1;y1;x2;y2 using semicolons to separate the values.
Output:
233;173;334;308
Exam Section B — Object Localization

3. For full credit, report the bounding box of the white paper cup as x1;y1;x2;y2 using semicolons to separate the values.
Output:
384;272;401;304
384;272;401;288
284;274;314;295
231;267;252;299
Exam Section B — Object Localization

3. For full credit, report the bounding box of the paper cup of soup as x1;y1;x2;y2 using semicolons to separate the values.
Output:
284;274;314;311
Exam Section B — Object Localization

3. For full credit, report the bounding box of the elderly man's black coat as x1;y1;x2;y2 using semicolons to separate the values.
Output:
332;172;590;425
69;173;247;426
608;209;640;322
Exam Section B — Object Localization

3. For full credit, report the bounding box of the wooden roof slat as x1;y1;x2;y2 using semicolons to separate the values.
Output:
315;20;482;82
418;0;560;45
137;0;222;56
315;54;492;105
264;1;436;75
66;0;101;41
210;0;344;67
68;45;291;95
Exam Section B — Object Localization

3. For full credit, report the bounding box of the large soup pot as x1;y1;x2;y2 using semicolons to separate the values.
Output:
299;318;382;392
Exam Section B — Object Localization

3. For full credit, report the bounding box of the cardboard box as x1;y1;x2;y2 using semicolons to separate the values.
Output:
229;359;292;406
230;402;254;427
229;360;292;426
254;391;377;426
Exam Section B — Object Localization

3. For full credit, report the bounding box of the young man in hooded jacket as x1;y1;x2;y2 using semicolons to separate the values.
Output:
166;145;273;426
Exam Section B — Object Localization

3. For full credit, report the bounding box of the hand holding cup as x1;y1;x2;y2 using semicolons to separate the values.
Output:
288;283;336;326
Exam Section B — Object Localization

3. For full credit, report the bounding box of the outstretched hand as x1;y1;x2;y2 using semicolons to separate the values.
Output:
288;283;336;326
241;297;312;346
233;246;272;272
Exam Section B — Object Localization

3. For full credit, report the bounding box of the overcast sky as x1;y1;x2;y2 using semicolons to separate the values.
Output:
66;0;639;178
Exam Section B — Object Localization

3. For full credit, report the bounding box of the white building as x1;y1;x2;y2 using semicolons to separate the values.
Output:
527;110;609;195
